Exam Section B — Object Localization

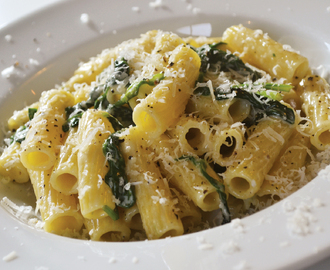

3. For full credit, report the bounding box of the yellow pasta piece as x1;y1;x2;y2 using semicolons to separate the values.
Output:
171;188;202;231
7;101;39;131
28;169;84;235
20;89;74;171
207;127;244;166
168;115;211;156
152;134;221;212
186;95;251;125
77;109;115;219
297;75;330;150
222;24;310;86
122;203;143;231
50;127;79;195
84;214;131;241
133;44;201;140
62;30;158;93
120;127;184;240
224;117;295;199
0;142;29;183
257;129;310;198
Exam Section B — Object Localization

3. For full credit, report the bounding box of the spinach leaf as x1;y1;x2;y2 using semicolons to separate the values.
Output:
216;87;295;126
62;57;131;132
114;72;165;107
102;131;136;210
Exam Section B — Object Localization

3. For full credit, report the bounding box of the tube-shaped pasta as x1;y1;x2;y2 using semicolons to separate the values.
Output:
152;134;221;212
297;75;330;150
50;127;79;195
122;204;143;231
77;109;115;219
7;101;39;131
28;169;84;235
62;30;158;92
133;44;201;140
171;188;202;230
168;115;211;156
222;25;310;86
120;127;184;240
224;117;295;199
20;89;74;171
84;215;131;241
186;95;251;125
208;127;244;166
257;129;310;198
0;142;29;183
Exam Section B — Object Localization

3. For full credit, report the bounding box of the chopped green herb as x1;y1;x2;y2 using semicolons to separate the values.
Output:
102;205;119;220
28;108;38;121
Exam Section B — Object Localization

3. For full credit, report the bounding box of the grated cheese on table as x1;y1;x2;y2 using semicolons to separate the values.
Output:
2;251;17;262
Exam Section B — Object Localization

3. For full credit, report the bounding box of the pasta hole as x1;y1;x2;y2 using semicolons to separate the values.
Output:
161;229;179;238
129;214;143;231
319;130;330;145
230;177;250;193
229;99;250;123
100;232;124;242
185;128;205;150
203;191;219;205
220;136;236;158
27;152;50;167
56;173;77;192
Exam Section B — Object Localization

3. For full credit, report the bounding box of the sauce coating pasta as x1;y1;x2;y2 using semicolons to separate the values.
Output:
1;25;330;241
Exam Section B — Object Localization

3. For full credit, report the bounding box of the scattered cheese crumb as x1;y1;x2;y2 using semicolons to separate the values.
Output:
230;218;245;233
1;65;15;79
108;257;116;264
287;203;316;236
220;240;240;255
233;261;250;270
4;35;12;42
279;241;290;247
149;0;163;8
192;7;201;14
282;199;295;213
132;257;139;264
80;13;90;24
198;243;214;250
2;251;17;262
132;6;140;12
29;58;40;66
312;198;324;208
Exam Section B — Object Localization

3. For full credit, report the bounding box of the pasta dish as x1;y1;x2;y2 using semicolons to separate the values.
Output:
1;25;329;241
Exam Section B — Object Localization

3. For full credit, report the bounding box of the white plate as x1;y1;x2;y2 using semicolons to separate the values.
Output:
1;0;330;269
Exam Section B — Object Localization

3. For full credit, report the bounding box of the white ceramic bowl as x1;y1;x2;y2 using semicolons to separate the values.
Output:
1;1;330;269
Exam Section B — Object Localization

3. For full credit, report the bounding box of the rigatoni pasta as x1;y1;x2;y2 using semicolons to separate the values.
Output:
1;25;329;242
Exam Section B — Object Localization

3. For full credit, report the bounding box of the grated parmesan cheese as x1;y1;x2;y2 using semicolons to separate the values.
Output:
4;34;13;42
80;13;90;24
2;251;17;262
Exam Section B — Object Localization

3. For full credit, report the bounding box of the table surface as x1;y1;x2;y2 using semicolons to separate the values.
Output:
0;1;330;269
